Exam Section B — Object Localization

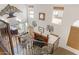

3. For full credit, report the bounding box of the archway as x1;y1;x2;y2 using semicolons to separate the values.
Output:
72;20;79;27
67;20;79;50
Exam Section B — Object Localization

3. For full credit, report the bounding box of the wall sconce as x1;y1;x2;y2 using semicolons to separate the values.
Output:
47;25;54;34
38;26;44;34
0;4;22;18
32;21;37;27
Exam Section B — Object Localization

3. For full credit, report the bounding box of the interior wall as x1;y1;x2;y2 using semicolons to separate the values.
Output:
28;4;63;36
59;4;79;54
28;4;53;36
29;4;79;54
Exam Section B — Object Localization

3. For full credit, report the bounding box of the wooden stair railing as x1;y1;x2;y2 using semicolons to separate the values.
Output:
0;20;14;55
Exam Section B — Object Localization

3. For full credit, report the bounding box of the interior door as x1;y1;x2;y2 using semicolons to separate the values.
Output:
67;26;79;50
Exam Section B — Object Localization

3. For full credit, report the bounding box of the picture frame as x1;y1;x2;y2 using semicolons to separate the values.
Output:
39;13;45;20
38;26;44;33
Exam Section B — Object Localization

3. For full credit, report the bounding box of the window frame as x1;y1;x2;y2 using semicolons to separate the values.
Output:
28;5;34;19
52;7;64;25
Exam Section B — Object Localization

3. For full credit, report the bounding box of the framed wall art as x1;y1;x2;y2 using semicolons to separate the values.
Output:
39;13;45;20
38;26;44;33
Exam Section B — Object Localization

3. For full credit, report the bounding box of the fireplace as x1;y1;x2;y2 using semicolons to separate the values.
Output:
33;32;48;47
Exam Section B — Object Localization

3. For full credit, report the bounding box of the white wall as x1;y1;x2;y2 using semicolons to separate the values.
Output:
28;4;53;36
28;4;79;54
28;4;61;35
58;4;79;54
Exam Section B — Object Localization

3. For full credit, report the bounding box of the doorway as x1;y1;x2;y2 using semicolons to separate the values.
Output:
67;20;79;50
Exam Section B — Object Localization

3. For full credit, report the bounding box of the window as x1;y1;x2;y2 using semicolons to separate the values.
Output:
28;5;34;19
72;20;79;27
52;7;64;25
